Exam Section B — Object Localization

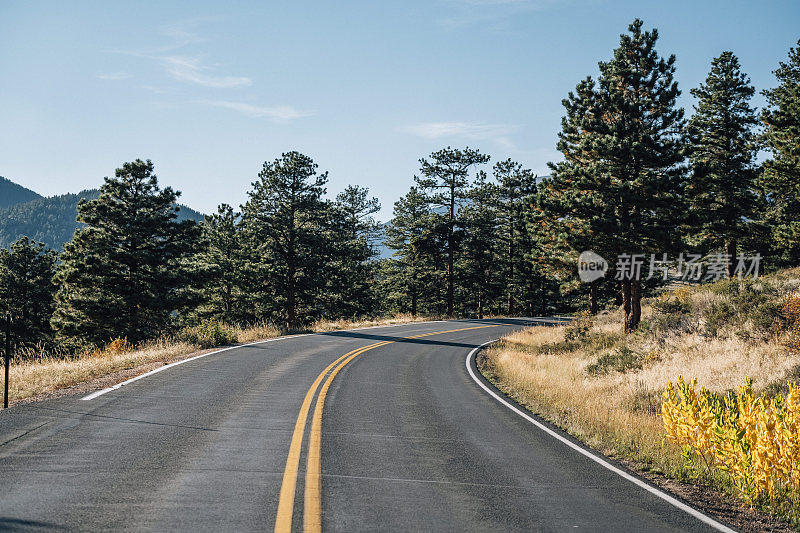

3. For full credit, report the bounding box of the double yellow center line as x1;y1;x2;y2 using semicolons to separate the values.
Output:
273;324;499;533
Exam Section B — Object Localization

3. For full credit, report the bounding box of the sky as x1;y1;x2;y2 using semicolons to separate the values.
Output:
1;1;798;221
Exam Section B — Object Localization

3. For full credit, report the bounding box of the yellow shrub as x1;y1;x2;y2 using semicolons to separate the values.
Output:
662;377;800;508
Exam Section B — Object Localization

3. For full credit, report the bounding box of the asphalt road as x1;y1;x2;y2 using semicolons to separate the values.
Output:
0;318;733;532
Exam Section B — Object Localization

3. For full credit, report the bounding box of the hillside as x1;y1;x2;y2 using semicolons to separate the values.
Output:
0;187;206;250
0;176;42;209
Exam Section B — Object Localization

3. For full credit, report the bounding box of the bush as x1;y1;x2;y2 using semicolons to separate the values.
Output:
703;300;736;336
783;292;800;353
662;377;800;524
586;346;648;376
178;320;237;348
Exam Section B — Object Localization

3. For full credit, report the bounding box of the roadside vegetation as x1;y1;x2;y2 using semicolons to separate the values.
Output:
7;313;435;403
481;269;800;528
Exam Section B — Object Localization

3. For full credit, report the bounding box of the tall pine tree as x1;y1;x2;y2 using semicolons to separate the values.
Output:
686;51;759;276
241;152;329;330
0;237;57;349
493;159;538;315
384;187;442;316
759;39;800;268
324;185;381;319
194;204;248;323
415;147;490;316
541;20;686;331
52;160;199;348
458;172;502;318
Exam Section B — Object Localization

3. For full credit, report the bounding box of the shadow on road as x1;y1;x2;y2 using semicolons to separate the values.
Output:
0;517;65;531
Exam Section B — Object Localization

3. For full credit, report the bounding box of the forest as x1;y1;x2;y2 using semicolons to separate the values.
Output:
1;20;798;354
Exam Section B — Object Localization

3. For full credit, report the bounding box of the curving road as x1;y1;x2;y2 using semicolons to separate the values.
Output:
0;318;733;532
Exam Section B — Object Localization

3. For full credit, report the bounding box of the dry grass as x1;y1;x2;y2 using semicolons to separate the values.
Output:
5;314;438;403
481;272;800;495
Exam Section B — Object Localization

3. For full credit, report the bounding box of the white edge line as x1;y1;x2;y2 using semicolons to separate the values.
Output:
80;318;455;401
465;340;737;533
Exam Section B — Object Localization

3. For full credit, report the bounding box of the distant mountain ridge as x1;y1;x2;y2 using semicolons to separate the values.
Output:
0;176;42;209
0;178;206;250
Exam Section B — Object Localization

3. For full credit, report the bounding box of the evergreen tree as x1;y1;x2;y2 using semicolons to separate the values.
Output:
195;204;247;323
241;152;329;330
415;147;490;316
759;39;800;268
686;51;759;275
539;77;616;315
458;172;502;318
51;160;200;348
384;187;441;316
0;237;57;349
541;20;686;331
324;185;381;318
493;159;538;314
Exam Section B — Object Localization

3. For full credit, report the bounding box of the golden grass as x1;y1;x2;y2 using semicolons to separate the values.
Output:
482;278;800;486
5;314;439;403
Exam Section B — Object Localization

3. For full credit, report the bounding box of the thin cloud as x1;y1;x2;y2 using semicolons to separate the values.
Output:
161;56;251;88
97;72;132;81
403;121;516;140
199;99;314;122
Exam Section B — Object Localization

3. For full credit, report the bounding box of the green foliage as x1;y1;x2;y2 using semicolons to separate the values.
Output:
383;187;444;316
539;19;686;331
686;51;759;268
51;159;201;348
415;147;490;316
586;345;646;376
0;185;203;251
240;151;331;330
0;236;57;349
0;176;41;210
192;204;249;324
759;39;800;269
321;185;381;319
178;319;237;348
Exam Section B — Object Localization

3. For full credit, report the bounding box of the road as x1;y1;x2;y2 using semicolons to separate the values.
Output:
0;318;733;532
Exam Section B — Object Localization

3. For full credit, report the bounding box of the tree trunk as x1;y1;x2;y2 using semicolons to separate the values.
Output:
622;279;633;333
507;221;514;315
631;280;641;330
411;290;417;317
623;279;642;333
615;281;623;307
478;292;484;319
589;280;599;315
447;185;455;317
726;239;737;278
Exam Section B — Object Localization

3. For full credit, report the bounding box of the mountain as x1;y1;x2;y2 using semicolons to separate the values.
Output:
0;176;42;209
0;185;206;251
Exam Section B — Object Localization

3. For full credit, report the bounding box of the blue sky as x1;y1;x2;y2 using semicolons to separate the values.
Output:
1;1;798;220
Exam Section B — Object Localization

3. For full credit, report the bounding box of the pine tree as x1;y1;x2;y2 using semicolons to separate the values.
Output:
241;152;329;330
384;187;441;316
759;39;800;268
493;159;538;315
0;237;57;349
686;51;759;275
324;185;381;319
458;172;502;318
194;204;247;323
415;147;490;316
541;20;686;331
51;160;200;348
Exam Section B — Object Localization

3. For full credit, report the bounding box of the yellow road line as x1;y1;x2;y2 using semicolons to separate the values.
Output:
303;341;393;533
300;323;499;533
274;341;386;533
